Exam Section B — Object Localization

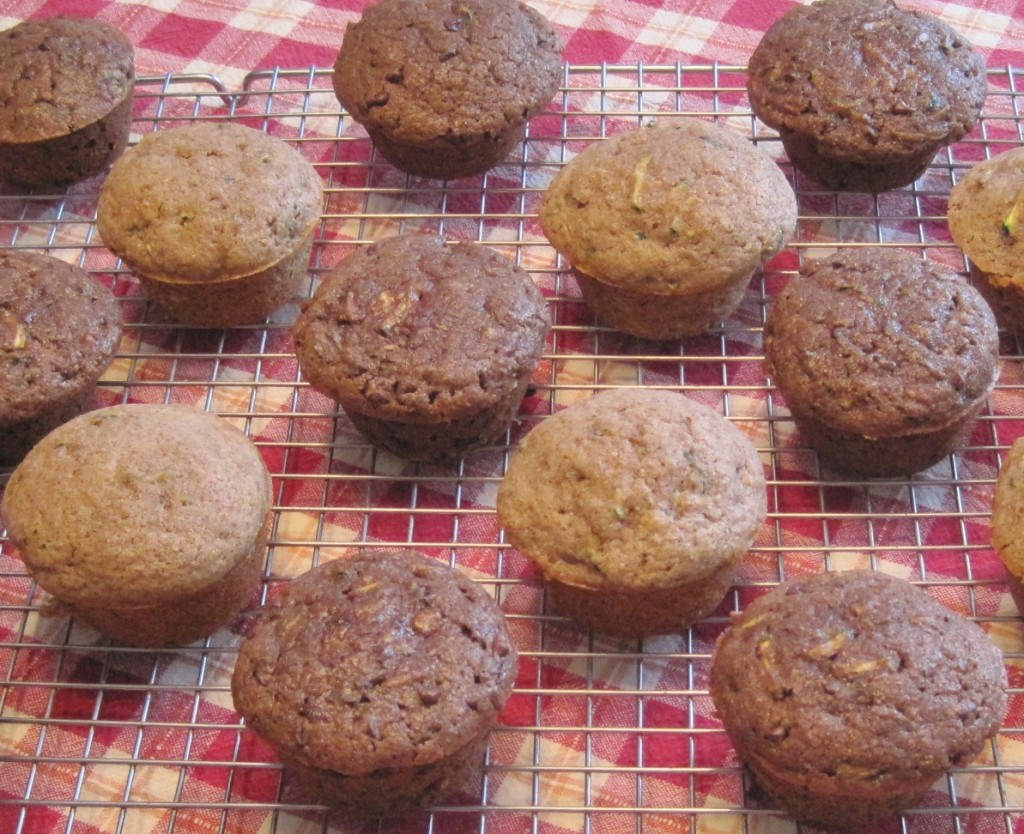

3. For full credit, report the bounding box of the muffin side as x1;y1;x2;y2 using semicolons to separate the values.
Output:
948;146;1024;331
0;251;122;466
990;438;1024;613
96;122;324;327
293;234;550;460
539;118;796;339
710;570;1007;830
0;17;134;188
0;404;273;647
748;0;987;192
764;248;998;476
231;550;518;814
496;387;766;635
333;0;563;179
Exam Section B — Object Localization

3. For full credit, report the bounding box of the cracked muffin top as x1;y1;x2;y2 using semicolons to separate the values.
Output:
292;233;549;424
0;251;121;426
332;0;561;146
764;248;998;439
231;550;518;775
709;569;1006;821
747;0;986;166
0;17;134;143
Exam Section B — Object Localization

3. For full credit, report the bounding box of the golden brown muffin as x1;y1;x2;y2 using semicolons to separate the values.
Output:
990;437;1024;613
97;122;323;327
231;550;518;815
948;147;1024;331
748;0;987;192
0;251;122;466
1;404;273;647
0;17;134;188
539;118;796;340
293;234;550;460
333;0;563;179
710;570;1007;830
496;387;766;635
764;249;998;477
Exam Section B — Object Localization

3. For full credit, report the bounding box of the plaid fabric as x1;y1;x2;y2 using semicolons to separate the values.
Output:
2;1;1024;834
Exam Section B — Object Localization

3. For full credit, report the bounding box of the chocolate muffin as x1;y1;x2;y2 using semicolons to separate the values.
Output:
0;251;122;466
539;118;796;340
748;0;987;192
231;550;518;815
0;17;134;188
97;122;323;327
1;404;273;647
990;438;1024;613
764;248;998;477
332;0;563;179
710;570;1007;830
292;234;550;461
948;147;1024;331
496;388;766;636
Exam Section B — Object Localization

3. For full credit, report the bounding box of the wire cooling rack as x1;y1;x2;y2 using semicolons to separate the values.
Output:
2;63;1024;834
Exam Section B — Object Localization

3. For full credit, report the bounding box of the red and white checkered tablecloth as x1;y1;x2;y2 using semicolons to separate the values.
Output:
4;1;1024;834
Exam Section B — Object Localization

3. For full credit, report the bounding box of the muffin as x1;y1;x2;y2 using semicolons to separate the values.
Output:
292;234;550;461
747;0;987;192
496;387;766;636
948;147;1024;331
0;251;122;466
989;438;1024;613
0;17;134;188
96;122;323;327
332;0;562;179
231;550;517;815
538;118;797;340
0;404;273;647
764;248;998;477
710;570;1007;830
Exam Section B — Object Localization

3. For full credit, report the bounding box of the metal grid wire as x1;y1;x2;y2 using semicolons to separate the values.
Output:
2;63;1024;833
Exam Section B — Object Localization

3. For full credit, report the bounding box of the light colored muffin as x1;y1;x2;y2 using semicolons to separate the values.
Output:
293;234;550;460
97;122;324;327
948;147;1024;332
333;0;563;179
710;570;1007;830
496;387;766;635
990;438;1024;613
0;251;122;466
231;550;518;815
0;404;273;647
539;118;796;340
748;0;987;192
764;248;998;477
0;17;134;188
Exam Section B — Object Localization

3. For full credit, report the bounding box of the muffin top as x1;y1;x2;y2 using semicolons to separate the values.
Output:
538;118;796;295
231;550;518;775
496;387;766;591
764;248;998;438
948;147;1024;284
333;0;562;144
747;0;987;164
1;404;272;607
990;437;1024;581
0;251;122;425
710;570;1007;787
0;17;134;143
97;122;323;284
292;234;550;423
